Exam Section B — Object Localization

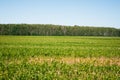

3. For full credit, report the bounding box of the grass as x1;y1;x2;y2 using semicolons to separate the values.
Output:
0;36;120;80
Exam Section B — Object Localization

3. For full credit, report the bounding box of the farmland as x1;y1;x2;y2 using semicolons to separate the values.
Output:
0;36;120;80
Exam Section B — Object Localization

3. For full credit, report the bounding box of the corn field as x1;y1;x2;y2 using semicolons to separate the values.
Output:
0;36;120;80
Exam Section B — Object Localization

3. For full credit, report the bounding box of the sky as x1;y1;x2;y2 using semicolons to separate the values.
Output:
0;0;120;28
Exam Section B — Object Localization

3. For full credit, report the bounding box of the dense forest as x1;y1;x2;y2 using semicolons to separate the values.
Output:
0;24;120;36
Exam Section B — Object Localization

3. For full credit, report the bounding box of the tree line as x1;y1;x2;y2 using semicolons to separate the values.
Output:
0;24;120;36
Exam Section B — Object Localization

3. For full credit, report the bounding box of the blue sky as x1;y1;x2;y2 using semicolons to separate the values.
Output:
0;0;120;28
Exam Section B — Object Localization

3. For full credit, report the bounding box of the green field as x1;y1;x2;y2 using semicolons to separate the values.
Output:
0;36;120;80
